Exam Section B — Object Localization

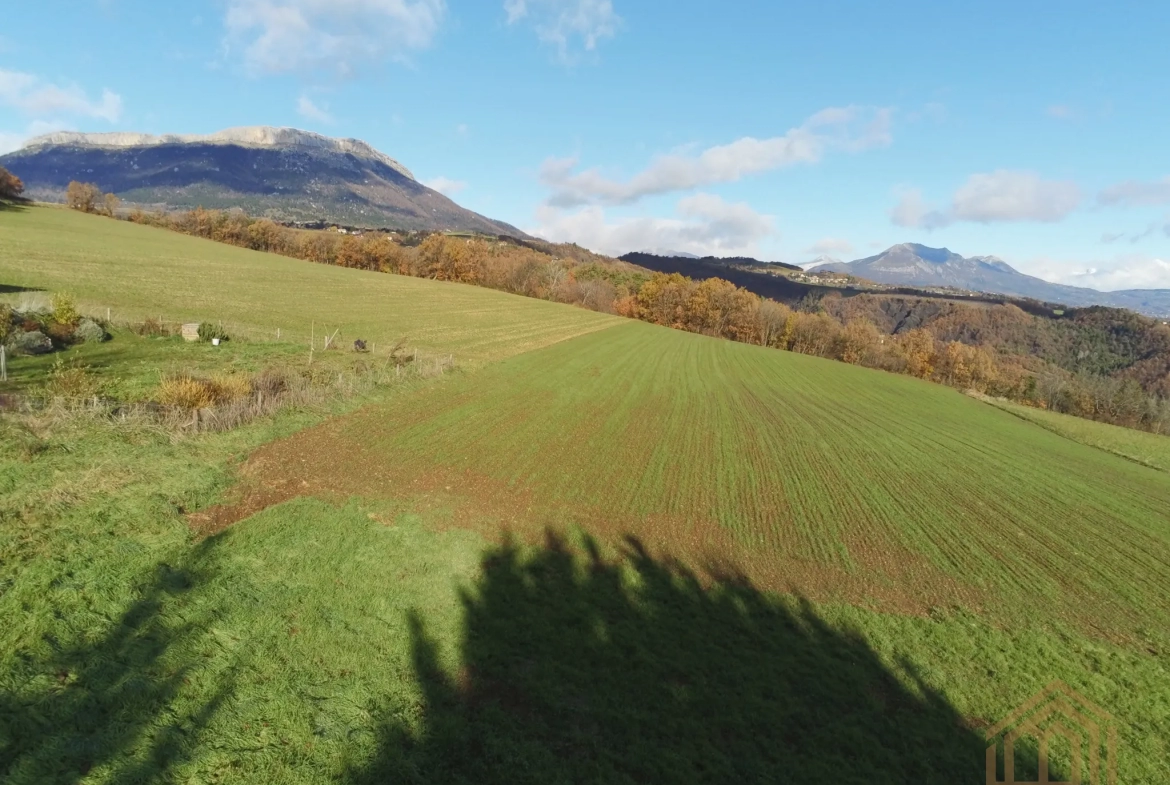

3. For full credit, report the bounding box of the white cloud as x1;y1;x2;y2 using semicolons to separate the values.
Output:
543;106;892;207
423;176;468;196
889;188;949;230
891;171;1082;230
1047;257;1170;291
952;171;1081;223
1098;176;1170;207
528;193;775;257
296;94;334;123
504;0;620;59
1046;104;1074;119
0;70;122;153
224;0;446;76
0;132;24;155
0;69;122;122
806;237;854;256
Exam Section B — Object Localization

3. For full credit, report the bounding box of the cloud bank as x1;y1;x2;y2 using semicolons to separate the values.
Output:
891;170;1082;229
530;194;775;258
423;176;468;196
1098;176;1170;207
0;69;122;123
504;0;620;59
542;106;892;207
0;69;124;153
296;94;334;123
806;237;854;256
224;0;446;75
1049;257;1170;291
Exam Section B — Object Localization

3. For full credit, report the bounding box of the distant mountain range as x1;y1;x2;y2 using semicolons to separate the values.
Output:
0;127;523;235
810;243;1170;317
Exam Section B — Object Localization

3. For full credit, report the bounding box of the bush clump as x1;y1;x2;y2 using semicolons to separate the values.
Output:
156;373;252;410
0;303;13;344
45;356;104;399
50;292;80;327
8;329;53;356
75;318;109;343
198;322;229;343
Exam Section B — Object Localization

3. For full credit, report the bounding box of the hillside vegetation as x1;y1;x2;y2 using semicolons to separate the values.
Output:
0;207;618;365
2;208;1168;782
52;196;1170;434
214;322;1170;637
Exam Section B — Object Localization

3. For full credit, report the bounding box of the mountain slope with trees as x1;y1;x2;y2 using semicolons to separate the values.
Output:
0;127;523;235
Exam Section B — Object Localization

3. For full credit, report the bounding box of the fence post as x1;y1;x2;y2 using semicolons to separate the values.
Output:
0;345;6;382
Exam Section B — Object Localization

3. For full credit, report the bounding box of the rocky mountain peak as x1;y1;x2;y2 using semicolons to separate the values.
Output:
21;126;415;181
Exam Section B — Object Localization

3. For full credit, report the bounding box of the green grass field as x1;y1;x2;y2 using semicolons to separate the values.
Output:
978;395;1170;472
262;322;1170;637
0;206;619;365
2;207;1168;782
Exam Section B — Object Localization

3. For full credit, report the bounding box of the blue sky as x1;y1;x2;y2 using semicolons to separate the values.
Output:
3;0;1169;288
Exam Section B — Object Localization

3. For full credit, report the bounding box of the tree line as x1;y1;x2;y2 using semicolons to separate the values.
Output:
62;181;1170;434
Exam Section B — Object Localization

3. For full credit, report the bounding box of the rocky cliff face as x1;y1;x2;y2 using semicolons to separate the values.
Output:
0;126;523;236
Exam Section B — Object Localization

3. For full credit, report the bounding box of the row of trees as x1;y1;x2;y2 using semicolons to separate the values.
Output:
64;187;1170;434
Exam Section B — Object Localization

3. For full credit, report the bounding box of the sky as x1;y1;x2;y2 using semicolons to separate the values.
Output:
2;0;1169;289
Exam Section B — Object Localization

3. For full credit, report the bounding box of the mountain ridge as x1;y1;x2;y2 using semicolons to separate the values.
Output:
20;126;417;180
0;126;523;236
810;243;1170;317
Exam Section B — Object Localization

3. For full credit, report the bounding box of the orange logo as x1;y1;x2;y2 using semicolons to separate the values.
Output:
985;681;1117;784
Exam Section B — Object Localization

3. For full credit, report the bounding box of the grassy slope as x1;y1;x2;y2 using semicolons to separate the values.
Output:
979;396;1170;472
2;209;1169;782
0;206;619;365
307;322;1170;635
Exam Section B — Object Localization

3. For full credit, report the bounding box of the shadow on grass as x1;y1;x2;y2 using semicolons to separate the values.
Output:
0;541;231;783
0;284;43;294
352;532;1048;785
0;199;30;213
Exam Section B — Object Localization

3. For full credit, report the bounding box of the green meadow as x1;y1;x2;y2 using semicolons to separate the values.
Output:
2;207;1168;783
0;206;618;365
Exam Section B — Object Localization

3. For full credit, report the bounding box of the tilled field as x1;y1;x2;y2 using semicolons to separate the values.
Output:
204;320;1170;638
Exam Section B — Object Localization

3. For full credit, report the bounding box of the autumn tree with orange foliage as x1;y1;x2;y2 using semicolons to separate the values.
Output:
417;235;486;283
65;181;102;213
0;166;24;203
898;329;936;379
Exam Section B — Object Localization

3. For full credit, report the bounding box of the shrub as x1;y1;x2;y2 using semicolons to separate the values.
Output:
252;368;292;399
198;322;229;343
75;318;109;344
50;292;80;326
156;373;252;409
44;320;76;344
0;303;12;344
8;330;53;355
211;373;252;402
156;376;217;410
45;356;103;399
